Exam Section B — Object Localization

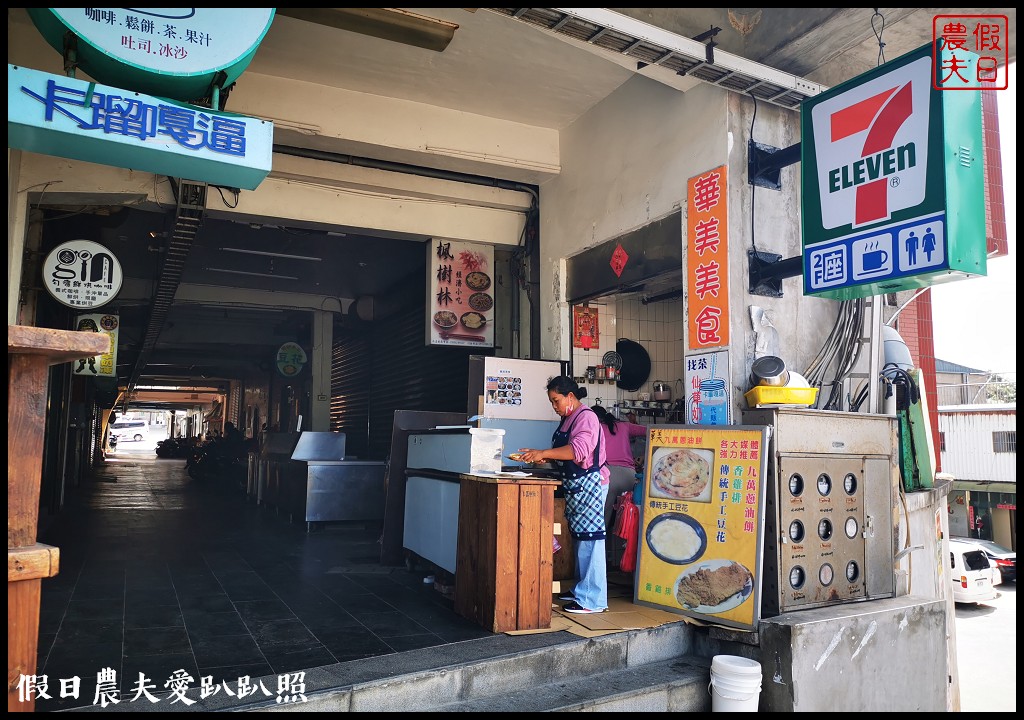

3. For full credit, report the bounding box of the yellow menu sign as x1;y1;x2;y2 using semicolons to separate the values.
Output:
633;424;768;631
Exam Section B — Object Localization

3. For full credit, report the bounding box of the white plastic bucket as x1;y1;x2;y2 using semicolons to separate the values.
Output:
709;655;762;712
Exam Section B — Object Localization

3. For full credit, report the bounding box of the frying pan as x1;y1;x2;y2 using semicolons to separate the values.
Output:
616;338;651;392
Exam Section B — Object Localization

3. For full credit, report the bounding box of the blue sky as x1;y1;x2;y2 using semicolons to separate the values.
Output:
930;62;1016;376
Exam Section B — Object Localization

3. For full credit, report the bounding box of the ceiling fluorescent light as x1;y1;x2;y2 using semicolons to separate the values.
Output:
276;8;459;53
204;267;299;281
220;247;322;262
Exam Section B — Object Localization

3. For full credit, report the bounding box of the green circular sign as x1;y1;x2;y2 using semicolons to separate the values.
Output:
28;8;275;102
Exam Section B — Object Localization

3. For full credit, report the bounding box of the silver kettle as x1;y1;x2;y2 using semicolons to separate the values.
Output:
652;381;672;402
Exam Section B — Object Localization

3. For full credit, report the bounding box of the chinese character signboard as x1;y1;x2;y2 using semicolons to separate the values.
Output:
43;240;122;309
685;350;732;426
426;240;495;348
802;42;987;300
633;424;768;631
933;14;1009;90
686;166;729;350
72;313;118;377
276;342;307;378
8;64;273;191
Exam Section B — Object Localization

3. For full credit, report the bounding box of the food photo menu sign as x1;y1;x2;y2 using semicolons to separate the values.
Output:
426;239;495;348
633;424;769;631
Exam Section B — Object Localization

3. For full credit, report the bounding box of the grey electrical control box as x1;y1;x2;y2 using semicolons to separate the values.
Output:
743;408;899;617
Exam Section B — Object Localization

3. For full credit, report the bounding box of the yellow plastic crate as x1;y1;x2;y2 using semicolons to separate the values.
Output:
744;386;819;408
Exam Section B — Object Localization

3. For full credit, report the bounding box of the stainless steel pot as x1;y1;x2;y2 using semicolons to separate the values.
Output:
652;381;672;402
750;356;790;387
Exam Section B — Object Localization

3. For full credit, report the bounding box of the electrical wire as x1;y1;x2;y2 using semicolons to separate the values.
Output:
748;90;759;252
871;9;886;66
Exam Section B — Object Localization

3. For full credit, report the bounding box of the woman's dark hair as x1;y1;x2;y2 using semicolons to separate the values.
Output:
546;375;587;400
592;404;619;434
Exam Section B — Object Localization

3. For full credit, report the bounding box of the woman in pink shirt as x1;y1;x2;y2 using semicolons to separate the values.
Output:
593;405;647;530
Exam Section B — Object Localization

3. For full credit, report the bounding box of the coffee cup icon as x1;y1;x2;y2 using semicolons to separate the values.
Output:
863;249;888;271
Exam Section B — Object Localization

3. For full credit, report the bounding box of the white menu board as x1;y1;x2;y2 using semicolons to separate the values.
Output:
482;357;561;421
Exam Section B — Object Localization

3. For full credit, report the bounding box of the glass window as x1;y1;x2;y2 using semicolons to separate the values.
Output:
992;431;1016;453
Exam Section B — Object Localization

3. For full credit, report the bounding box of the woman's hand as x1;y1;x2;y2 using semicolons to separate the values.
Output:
518;448;546;464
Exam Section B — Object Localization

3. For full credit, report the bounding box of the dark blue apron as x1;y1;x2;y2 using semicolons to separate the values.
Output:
553;409;606;540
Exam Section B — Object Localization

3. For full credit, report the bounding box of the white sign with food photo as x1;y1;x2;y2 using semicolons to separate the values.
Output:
425;240;495;348
633;424;769;631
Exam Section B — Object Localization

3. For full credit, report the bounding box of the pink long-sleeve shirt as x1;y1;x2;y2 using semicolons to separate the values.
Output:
601;420;647;469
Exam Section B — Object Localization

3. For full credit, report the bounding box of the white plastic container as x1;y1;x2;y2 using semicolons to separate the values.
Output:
468;428;505;474
709;654;762;712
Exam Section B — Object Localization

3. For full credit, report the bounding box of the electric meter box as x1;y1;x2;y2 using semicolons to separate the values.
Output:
743;408;898;617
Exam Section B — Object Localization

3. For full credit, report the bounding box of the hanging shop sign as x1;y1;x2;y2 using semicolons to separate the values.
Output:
684;350;733;426
72;313;119;378
275;342;307;378
26;8;275;103
633;423;769;631
426;240;495;348
686;165;730;351
42;239;122;309
8;64;273;191
801;41;987;299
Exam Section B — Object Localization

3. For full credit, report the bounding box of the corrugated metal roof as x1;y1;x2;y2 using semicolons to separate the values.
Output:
935;358;987;374
938;403;1016;413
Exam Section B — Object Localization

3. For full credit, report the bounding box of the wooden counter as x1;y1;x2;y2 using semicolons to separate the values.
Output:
453;472;560;633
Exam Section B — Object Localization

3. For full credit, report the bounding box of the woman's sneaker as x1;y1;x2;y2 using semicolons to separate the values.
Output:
562;601;606;614
557;591;576;602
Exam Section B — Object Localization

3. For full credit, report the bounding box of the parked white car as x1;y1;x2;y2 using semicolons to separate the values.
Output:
948;538;999;604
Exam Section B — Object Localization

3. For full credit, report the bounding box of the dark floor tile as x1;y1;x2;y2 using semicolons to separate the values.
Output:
178;593;235;613
331;593;398;615
294;608;363;634
121;652;200;695
317;627;393;659
262;645;337;675
384;633;447;652
235;599;296;624
124;626;192;657
125;586;177;604
125;603;185;629
55;617;124;645
191;634;266;668
222;582;278;602
432;621;496;643
63;597;125;622
185;610;249;638
356;610;431;638
250;619;321;651
173;576;225;595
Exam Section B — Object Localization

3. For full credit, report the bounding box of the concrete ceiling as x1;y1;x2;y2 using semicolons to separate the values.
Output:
10;8;1015;406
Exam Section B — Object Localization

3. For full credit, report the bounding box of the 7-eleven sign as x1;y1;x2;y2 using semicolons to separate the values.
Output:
801;41;987;299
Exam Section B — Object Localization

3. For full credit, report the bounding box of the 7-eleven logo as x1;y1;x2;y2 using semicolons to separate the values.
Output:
813;55;931;230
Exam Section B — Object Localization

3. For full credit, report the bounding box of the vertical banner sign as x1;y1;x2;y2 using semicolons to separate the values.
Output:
72;313;118;377
426;240;495;348
686;166;729;350
633;424;768;631
684;350;733;426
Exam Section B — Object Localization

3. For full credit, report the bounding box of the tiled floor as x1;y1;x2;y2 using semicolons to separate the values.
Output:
33;450;493;711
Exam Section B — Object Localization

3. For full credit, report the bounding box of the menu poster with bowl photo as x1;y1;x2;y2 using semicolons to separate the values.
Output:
426;240;495;348
633;424;769;631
